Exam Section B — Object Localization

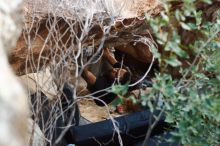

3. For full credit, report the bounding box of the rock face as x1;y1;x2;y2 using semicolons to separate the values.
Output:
0;0;29;146
26;119;45;146
9;0;220;78
23;0;161;19
10;0;162;76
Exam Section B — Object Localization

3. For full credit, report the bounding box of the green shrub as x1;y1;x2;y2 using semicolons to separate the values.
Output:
113;1;220;145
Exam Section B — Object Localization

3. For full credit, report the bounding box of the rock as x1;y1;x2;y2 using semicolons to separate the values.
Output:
9;0;162;75
0;0;29;146
26;119;45;146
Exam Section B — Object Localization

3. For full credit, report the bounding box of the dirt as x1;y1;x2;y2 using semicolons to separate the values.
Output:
78;88;153;123
78;99;122;123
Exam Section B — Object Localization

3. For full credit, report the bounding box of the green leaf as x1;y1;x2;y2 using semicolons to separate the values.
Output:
151;45;161;59
165;56;182;67
195;11;202;26
195;73;209;80
147;100;154;112
112;84;128;96
172;44;188;58
161;11;169;22
128;95;137;104
165;114;174;123
180;22;191;30
110;97;123;107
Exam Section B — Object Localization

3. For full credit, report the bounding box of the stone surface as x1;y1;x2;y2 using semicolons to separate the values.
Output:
0;0;29;146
